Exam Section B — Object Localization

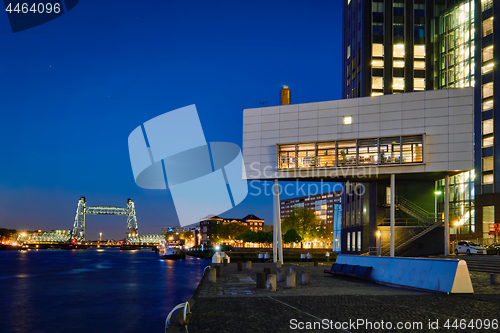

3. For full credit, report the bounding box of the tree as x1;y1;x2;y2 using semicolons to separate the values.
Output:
210;221;249;244
283;228;302;245
281;207;325;248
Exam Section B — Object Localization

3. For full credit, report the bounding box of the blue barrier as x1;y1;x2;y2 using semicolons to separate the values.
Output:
335;255;473;293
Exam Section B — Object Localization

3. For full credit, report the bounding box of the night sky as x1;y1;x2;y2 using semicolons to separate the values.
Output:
0;0;342;240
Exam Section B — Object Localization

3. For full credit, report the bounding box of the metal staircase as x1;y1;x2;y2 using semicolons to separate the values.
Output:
381;196;443;255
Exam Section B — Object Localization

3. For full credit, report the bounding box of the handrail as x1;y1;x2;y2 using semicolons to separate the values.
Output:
203;265;210;274
396;196;438;223
165;301;191;332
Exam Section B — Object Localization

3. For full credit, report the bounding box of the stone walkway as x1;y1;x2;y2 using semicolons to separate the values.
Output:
169;262;500;332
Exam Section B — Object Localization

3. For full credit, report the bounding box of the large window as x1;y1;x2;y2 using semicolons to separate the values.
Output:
482;82;493;99
372;44;384;57
482;0;493;12
482;46;494;74
483;119;493;135
277;135;423;169
482;136;494;148
483;156;493;172
483;17;493;37
372;77;384;89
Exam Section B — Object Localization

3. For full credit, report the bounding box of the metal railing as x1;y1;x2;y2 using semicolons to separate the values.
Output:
396;196;438;224
165;301;191;332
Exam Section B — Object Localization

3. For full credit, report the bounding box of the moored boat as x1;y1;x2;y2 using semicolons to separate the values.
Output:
159;242;182;260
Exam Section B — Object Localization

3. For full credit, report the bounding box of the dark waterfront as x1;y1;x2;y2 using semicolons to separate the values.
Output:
0;249;209;333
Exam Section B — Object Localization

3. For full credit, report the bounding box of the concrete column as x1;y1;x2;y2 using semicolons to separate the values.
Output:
273;179;278;262
444;175;450;257
276;179;283;265
390;173;395;257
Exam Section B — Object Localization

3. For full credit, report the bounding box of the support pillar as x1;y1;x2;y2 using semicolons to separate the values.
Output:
390;174;395;257
273;179;278;263
444;175;450;257
276;179;283;265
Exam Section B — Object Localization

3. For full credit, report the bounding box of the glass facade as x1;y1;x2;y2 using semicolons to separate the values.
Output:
436;170;475;236
438;0;475;89
277;135;424;170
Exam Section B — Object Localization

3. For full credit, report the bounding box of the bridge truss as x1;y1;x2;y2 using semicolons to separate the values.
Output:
17;197;166;244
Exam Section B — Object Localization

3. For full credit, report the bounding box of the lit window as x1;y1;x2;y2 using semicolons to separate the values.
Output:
393;60;405;68
347;45;351;59
483;174;494;184
483;136;494;147
483;17;493;37
483;119;493;135
483;46;493;62
372;44;384;57
343;116;352;125
414;60;426;69
372;59;384;68
372;77;383;89
393;44;405;58
371;91;383;96
483;99;494;111
482;63;494;74
482;0;493;11
483;156;494;172
393;77;404;90
414;78;425;91
483;82;493;99
414;45;425;58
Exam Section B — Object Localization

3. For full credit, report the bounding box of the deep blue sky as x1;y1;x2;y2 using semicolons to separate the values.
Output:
0;0;342;240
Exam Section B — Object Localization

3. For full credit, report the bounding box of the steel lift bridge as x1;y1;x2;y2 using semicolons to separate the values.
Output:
72;197;164;244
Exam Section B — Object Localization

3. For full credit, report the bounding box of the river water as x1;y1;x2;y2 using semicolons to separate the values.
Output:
0;248;210;333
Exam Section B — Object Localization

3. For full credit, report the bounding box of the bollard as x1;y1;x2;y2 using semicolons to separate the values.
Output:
302;271;310;285
257;272;267;288
258;253;264;263
208;268;217;283
246;261;252;270
223;258;228;266
314;261;319;267
286;272;296;288
237;262;243;271
267;274;277;291
326;252;330;262
491;274;500;285
289;265;296;274
264;252;270;262
276;261;282;269
300;254;306;262
216;265;221;278
264;267;271;275
306;253;312;262
277;268;285;282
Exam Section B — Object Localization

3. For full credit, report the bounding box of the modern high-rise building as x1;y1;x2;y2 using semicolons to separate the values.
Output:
280;191;342;250
342;0;498;253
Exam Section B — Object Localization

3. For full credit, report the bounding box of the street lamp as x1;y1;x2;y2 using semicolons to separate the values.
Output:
99;232;102;242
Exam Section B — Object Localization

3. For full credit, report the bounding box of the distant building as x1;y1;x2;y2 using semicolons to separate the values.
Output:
280;191;342;251
199;215;265;245
161;226;192;234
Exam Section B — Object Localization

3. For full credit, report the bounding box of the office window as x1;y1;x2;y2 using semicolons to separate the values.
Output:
393;2;404;16
414;60;425;69
358;138;378;165
347;232;351;251
372;77;383;89
483;99;494;111
372;59;384;68
352;232;357;251
337;140;357;166
357;231;361;251
483;174;494;184
414;45;425;58
393;44;405;58
483;136;494;147
483;156;494;172
414;24;425;38
379;137;400;164
393;60;404;68
372;1;383;13
371;91;383;96
278;144;296;169
393;23;404;37
373;22;384;36
483;119;493;135
317;142;336;167
482;0;493;11
483;82;493;99
414;3;425;17
393;77;404;90
483;206;495;239
401;136;423;163
373;44;384;57
297;143;316;168
482;46;493;62
414;78;425;91
347;45;351;59
483;17;493;37
343;116;353;125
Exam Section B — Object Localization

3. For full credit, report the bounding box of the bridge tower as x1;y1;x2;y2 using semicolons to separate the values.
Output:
72;197;86;241
125;198;139;243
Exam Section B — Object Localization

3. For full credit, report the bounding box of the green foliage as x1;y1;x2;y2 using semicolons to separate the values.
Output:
281;207;325;246
283;228;302;244
235;229;273;245
209;220;250;244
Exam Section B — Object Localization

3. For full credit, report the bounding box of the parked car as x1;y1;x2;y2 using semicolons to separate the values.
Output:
454;241;486;255
486;243;500;255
